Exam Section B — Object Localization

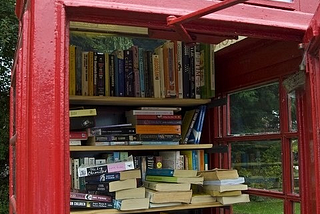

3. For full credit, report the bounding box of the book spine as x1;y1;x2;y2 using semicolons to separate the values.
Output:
143;51;150;97
117;50;125;97
88;51;94;96
69;45;76;95
84;172;121;183
75;46;82;95
183;108;200;144
135;125;181;134
128;110;174;115
90;127;136;136
135;119;181;125
81;52;89;96
105;53;110;96
73;158;80;189
147;51;154;98
131;46;140;97
96;53;105;96
152;54;161;98
138;134;181;141
194;43;201;99
168;42;176;97
78;164;109;177
138;48;145;97
182;43;190;98
95;135;137;142
155;46;165;98
69;109;97;117
70;192;113;202
124;49;134;97
70;200;114;209
209;44;216;97
189;46;195;99
145;175;176;183
146;168;174;176
109;54;115;96
70;116;96;130
93;52;98;96
176;41;183;98
128;115;182;120
200;44;209;99
69;131;88;140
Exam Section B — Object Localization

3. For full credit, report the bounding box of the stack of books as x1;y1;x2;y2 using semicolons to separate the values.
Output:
125;107;182;145
69;108;97;146
144;168;204;208
198;169;250;205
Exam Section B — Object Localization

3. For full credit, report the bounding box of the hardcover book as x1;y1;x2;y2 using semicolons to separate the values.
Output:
70;200;113;209
143;181;191;192
113;198;149;211
146;189;192;204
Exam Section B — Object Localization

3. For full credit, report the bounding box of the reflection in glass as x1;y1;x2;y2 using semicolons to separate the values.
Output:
229;83;280;135
288;92;297;132
233;196;283;214
231;140;282;191
292;139;299;194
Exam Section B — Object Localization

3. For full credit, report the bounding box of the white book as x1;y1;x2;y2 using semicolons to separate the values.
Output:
203;177;245;186
152;54;161;98
203;184;248;192
69;140;81;146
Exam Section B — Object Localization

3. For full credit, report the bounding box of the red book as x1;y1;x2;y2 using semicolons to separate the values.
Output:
69;131;88;140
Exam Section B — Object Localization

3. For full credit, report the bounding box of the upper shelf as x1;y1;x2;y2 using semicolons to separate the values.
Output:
69;96;211;107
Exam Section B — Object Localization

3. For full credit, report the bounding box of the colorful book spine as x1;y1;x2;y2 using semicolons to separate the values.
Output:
135;125;181;134
90;127;136;136
133;119;181;125
96;52;105;96
84;172;121;183
146;168;174;176
194;43;201;99
109;54;115;96
127;115;181;120
95;134;137;142
116;50;125;97
175;41;183;98
69;108;97;117
182;43;190;98
70;192;113;202
70;200;114;209
87;51;94;96
138;134;181;141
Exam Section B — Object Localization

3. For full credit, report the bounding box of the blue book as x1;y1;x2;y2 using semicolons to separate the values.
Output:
188;105;207;144
146;168;174;177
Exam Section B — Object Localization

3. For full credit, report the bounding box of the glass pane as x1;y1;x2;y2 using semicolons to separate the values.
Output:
232;140;282;191
292;139;299;194
229;83;280;135
233;196;283;214
294;202;301;214
288;92;297;132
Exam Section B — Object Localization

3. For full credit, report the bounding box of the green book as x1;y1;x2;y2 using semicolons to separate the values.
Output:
145;175;203;185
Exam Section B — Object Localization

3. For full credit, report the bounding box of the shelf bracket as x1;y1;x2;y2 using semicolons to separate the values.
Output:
167;0;248;44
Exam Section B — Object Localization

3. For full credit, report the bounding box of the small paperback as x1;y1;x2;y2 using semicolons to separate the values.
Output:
203;177;245;186
70;192;112;202
113;198;149;211
70;200;113;209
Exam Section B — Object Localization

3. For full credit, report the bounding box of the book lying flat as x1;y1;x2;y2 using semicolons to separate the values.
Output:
146;189;192;204
191;194;217;204
203;184;248;192
203;177;245;186
115;187;146;200
69;108;97;117
149;202;182;208
70;192;112;202
204;189;242;197
197;169;239;181
109;178;137;192
146;168;198;177
146;175;204;185
70;200;113;209
217;194;250;205
84;169;141;183
113;198;149;211
143;181;191;192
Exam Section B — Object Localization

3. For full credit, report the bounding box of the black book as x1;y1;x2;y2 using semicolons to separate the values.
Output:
70;200;113;209
70;116;95;130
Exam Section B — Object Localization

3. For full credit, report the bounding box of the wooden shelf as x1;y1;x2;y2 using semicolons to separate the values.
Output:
70;202;223;214
69;96;211;107
70;144;213;152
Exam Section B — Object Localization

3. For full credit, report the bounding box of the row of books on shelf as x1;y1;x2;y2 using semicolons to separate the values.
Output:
69;105;207;145
69;40;215;99
70;159;250;211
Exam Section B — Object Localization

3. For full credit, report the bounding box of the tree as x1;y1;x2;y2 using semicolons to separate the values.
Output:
0;0;18;213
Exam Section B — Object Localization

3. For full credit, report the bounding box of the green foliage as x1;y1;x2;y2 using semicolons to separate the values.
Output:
0;0;18;213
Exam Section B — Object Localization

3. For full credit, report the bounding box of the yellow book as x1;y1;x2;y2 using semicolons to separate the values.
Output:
69;45;76;95
69;108;97;117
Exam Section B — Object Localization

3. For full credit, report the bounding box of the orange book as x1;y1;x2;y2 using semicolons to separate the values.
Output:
135;125;181;134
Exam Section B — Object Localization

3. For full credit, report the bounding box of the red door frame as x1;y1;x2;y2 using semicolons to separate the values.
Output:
9;0;320;213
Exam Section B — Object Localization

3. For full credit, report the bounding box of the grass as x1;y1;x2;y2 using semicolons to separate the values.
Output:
233;198;300;214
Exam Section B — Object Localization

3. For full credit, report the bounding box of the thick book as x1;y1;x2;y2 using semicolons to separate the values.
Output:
115;187;146;200
70;116;95;130
113;198;149;211
81;52;89;96
204;189;242;197
146;168;197;177
216;194;250;205
70;192;112;202
130;119;182;125
203;184;248;192
69;108;97;117
203;177;245;186
78;156;135;177
180;109;196;144
143;181;191;192
70;200;113;209
96;52;105;96
197;169;239;180
159;150;181;169
145;175;204;185
108;178;138;192
124;49;135;97
84;169;141;183
191;194;217;204
149;202;182;208
135;125;181;134
146;189;192;204
69;131;88;140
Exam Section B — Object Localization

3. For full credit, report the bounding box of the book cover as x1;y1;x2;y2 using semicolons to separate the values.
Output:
216;194;250;205
70;192;112;202
135;125;181;134
70;200;113;209
69;45;76;95
145;175;203;185
146;189;192;204
70;116;95;130
143;181;191;192
180;109;196;144
69;108;97;117
182;108;200;144
197;169;239;180
113;198;149;211
115;187;146;200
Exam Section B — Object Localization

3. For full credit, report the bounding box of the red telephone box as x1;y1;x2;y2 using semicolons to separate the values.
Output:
9;0;320;213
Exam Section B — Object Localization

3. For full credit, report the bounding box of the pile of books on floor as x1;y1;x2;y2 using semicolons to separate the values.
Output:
70;155;150;211
143;168;206;208
198;169;250;205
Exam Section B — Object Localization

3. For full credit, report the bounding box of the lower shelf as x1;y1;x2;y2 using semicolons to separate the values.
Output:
70;202;224;214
